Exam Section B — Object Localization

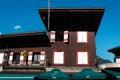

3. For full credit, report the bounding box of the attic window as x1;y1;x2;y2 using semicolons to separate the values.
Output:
55;31;64;41
50;31;68;42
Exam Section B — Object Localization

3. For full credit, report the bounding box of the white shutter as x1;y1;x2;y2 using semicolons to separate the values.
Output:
19;52;24;64
28;52;33;65
9;52;13;64
64;31;68;42
50;31;55;42
0;53;4;64
40;51;45;64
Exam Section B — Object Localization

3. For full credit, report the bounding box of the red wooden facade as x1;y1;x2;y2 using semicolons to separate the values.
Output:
0;8;105;67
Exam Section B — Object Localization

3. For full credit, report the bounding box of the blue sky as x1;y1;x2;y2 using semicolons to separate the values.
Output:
0;0;120;62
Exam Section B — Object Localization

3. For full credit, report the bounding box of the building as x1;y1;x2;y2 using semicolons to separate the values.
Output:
0;8;105;68
108;46;120;63
98;46;120;69
39;8;104;67
0;31;50;67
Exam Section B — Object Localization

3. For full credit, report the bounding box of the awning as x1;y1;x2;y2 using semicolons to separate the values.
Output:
102;68;120;80
0;74;36;80
35;67;70;80
71;68;106;79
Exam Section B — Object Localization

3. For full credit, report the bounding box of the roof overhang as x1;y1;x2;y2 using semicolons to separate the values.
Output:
0;31;51;49
108;46;120;54
38;8;105;33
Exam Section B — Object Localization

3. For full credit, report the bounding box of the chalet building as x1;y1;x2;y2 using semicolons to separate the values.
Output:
0;31;50;67
108;46;120;63
0;8;105;68
39;8;104;67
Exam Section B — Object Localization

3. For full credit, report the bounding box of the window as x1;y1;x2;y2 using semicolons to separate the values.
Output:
12;53;20;64
53;51;64;64
77;51;88;65
77;31;87;43
50;31;68;42
32;52;40;64
55;31;64;41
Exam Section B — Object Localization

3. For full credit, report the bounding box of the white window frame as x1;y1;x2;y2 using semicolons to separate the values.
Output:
53;51;64;65
77;51;88;65
77;31;87;43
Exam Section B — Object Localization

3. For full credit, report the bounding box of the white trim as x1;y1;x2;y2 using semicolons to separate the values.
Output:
19;52;24;64
64;31;68;42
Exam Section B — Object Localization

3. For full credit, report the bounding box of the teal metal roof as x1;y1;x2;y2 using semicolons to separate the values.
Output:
71;68;106;79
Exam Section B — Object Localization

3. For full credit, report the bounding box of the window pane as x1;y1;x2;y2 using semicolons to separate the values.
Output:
82;32;87;42
77;52;88;64
54;51;64;64
77;31;87;42
12;53;20;64
32;52;40;64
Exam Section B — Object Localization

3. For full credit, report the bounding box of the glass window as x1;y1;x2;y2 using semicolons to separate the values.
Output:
77;31;87;42
12;53;20;64
54;51;64;64
77;52;88;65
32;52;40;64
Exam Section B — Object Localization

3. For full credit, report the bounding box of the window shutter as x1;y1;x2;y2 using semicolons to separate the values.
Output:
50;31;55;42
64;31;68;42
8;52;13;64
40;51;45;64
0;53;4;64
20;52;24;64
28;52;33;65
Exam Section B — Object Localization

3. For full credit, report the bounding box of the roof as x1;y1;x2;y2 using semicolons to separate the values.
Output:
0;31;51;49
38;8;105;33
36;68;70;80
71;68;106;79
102;68;120;79
108;46;120;54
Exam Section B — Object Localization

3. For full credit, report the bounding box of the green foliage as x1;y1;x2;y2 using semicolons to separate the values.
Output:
96;56;112;65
